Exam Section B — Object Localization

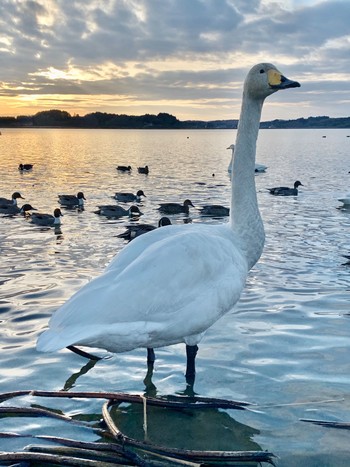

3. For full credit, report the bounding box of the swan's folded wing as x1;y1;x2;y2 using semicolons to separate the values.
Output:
37;224;248;353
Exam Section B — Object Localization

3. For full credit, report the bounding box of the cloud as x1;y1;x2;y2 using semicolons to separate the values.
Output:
0;0;349;119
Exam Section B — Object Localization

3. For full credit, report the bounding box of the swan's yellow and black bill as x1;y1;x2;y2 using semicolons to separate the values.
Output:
268;69;300;89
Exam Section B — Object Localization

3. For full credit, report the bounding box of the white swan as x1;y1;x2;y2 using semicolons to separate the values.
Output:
37;63;300;381
227;144;267;174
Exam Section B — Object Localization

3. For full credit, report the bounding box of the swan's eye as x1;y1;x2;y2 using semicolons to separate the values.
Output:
259;69;265;74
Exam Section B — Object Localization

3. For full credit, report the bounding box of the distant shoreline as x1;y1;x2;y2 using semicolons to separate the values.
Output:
0;110;349;129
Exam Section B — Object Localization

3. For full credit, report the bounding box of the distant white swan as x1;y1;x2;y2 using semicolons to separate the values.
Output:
227;144;267;174
37;63;300;382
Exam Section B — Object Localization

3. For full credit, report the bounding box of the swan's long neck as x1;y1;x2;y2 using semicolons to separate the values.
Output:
230;93;265;270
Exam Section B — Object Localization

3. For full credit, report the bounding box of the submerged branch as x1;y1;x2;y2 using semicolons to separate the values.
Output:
300;418;350;430
0;389;275;465
0;389;251;410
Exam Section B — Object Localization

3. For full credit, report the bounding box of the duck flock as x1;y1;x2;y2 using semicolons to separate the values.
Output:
4;159;316;230
1;162;236;233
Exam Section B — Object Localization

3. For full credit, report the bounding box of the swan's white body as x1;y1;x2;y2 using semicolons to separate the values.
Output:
37;63;300;360
38;223;247;352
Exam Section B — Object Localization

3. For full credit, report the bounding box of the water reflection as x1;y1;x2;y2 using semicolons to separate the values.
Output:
54;225;63;241
109;400;263;453
62;359;98;391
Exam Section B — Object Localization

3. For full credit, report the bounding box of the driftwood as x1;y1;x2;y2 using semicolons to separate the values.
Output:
0;389;251;410
0;389;276;466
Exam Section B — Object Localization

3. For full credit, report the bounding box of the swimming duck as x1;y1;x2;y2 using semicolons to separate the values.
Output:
58;192;86;207
138;165;149;174
114;190;146;202
95;205;143;217
117;217;172;241
227;144;267;173
36;63;300;382
199;205;230;217
31;208;63;226
267;180;303;196
254;163;268;173
338;193;350;207
158;199;194;214
117;165;132;172
0;192;25;205
18;163;33;171
0;203;36;215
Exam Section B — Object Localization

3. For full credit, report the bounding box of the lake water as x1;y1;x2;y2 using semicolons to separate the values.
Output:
0;127;350;466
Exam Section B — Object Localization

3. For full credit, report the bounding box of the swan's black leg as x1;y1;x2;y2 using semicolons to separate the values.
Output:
185;344;198;384
147;347;155;363
66;345;101;361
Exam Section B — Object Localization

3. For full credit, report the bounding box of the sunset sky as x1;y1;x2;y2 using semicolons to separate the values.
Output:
1;0;349;121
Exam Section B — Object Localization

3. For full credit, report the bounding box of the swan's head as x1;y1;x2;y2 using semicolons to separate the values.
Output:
245;63;300;100
226;144;235;151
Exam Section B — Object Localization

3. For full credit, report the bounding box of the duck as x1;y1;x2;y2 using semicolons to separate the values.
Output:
117;217;172;241
254;163;268;173
158;199;194;214
36;63;300;382
138;165;149;174
31;208;63;226
0;192;25;205
199;205;230;217
338;193;350;207
58;192;86;207
114;190;146;202
0;203;36;215
267;180;303;196
227;144;267;173
95;205;143;218
18;163;33;171
117;165;132;172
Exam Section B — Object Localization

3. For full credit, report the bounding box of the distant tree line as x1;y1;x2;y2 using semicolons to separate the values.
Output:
0;109;349;129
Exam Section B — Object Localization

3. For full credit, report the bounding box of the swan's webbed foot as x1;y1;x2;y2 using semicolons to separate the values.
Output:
185;344;198;385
